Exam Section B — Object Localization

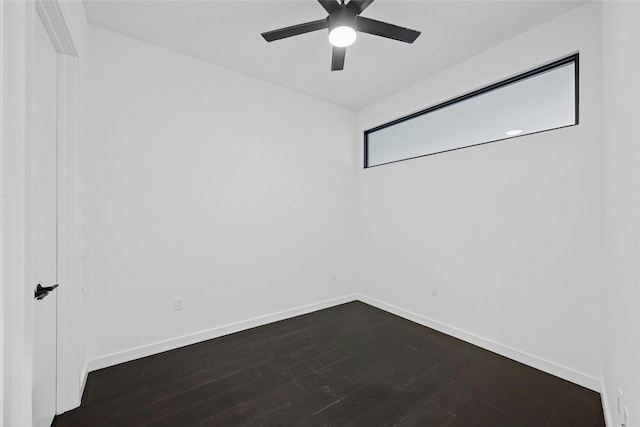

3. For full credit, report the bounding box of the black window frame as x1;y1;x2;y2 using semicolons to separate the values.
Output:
364;53;579;168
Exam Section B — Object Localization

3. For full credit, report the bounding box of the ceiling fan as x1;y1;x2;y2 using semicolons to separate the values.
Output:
261;0;421;71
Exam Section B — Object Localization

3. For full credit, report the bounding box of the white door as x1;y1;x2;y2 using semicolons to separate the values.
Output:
31;8;60;427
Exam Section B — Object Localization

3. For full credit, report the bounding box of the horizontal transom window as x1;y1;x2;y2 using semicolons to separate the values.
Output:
364;54;579;168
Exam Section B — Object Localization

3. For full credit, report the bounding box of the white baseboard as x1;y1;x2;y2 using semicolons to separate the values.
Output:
357;294;602;392
600;379;613;427
80;358;89;399
86;292;604;400
87;294;358;372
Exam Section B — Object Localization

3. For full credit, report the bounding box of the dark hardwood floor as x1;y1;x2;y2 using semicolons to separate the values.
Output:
53;301;605;426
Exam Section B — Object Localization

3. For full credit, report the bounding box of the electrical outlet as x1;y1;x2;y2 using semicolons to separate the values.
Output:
331;271;336;281
432;285;439;297
174;297;183;311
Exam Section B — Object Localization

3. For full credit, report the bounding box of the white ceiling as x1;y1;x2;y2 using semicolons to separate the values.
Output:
83;0;586;110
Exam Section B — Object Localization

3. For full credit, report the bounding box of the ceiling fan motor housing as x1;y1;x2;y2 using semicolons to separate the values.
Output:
328;7;357;32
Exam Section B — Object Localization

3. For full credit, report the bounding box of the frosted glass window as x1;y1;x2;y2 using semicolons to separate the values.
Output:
364;55;578;168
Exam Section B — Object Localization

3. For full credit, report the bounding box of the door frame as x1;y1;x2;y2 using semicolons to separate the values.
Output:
0;0;5;423
2;1;82;424
34;0;82;416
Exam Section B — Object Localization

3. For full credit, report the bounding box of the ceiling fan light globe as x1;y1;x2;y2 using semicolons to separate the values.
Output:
329;26;357;47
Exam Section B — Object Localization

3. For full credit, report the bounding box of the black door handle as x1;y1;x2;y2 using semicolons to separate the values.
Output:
34;283;59;300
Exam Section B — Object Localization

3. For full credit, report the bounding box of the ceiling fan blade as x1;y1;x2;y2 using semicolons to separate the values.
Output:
346;0;375;15
356;16;420;43
318;0;340;14
331;46;346;71
262;19;328;42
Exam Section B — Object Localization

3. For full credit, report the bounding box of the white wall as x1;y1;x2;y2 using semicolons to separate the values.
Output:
357;2;603;390
601;1;640;426
86;27;358;368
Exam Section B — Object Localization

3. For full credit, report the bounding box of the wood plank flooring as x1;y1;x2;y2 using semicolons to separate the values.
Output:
52;301;605;426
